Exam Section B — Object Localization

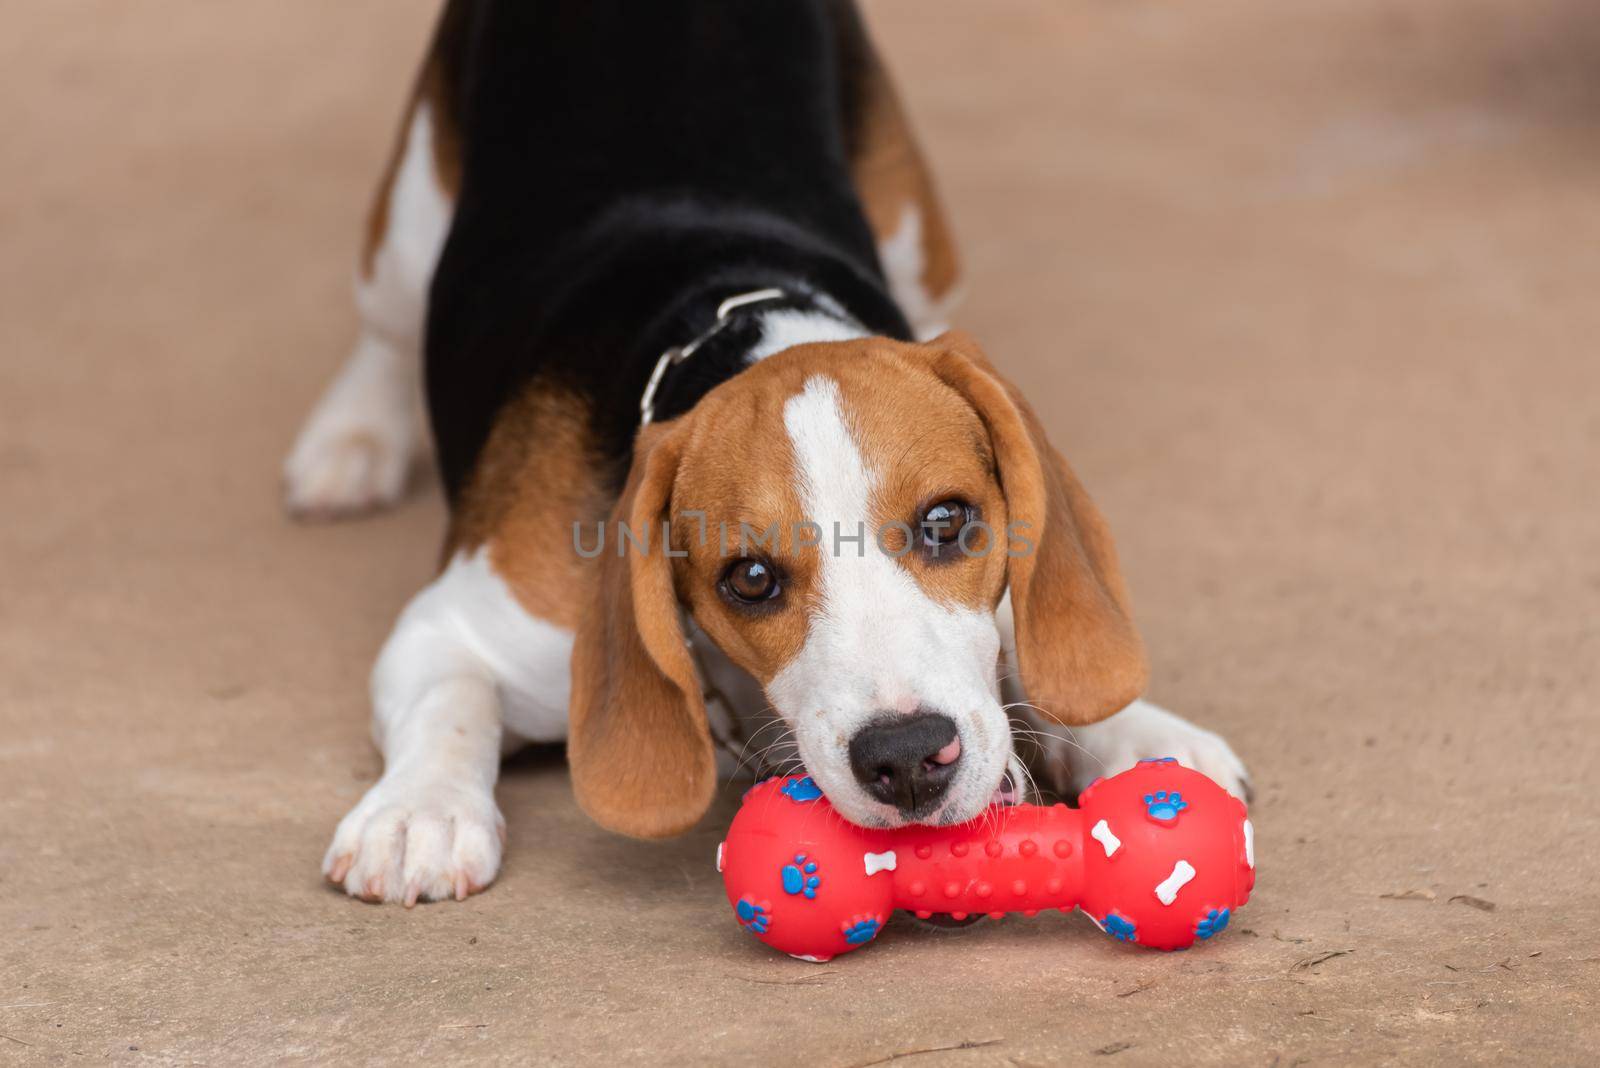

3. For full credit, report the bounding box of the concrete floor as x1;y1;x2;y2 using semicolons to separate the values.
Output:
4;0;1599;1063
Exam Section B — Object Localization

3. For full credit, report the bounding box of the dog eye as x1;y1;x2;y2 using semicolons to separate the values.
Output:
918;499;971;559
722;558;781;605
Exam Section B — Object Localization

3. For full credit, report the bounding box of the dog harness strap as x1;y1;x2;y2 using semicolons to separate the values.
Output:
638;287;787;427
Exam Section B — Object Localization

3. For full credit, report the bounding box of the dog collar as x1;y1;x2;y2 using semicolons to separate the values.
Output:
638;287;788;427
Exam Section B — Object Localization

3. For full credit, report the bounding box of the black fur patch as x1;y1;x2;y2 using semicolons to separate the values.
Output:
425;0;911;501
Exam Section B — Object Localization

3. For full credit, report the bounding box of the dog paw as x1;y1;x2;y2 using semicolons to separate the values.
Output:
322;777;505;906
1069;700;1253;803
283;421;411;521
283;338;416;521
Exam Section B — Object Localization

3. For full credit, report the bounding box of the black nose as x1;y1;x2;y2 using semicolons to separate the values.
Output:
848;712;961;817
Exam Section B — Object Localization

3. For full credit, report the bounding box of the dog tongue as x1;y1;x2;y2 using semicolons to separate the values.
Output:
932;738;962;766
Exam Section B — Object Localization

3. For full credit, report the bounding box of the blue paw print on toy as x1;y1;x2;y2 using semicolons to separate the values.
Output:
1102;912;1138;943
1143;790;1188;823
843;916;882;945
779;776;824;803
782;853;821;899
736;897;770;934
1195;907;1230;940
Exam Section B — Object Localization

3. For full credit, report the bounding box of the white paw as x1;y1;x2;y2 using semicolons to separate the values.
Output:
1063;700;1252;802
284;416;413;520
284;430;410;519
283;335;416;520
322;777;505;906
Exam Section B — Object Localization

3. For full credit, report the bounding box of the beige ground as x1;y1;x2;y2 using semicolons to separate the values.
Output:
4;0;1599;1064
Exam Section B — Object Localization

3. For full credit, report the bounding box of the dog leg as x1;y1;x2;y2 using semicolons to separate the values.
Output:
995;594;1250;802
284;102;452;519
1015;698;1252;804
283;327;421;519
878;202;961;342
322;560;507;905
1058;699;1251;801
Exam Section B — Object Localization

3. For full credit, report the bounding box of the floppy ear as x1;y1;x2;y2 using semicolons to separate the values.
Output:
568;419;715;838
927;330;1148;725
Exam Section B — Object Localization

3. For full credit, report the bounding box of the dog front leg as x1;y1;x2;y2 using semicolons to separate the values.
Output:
322;590;506;906
1062;699;1252;802
996;593;1251;803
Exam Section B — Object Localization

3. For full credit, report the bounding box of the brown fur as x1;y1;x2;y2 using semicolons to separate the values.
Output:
449;377;609;631
663;376;816;683
841;26;960;303
568;421;716;839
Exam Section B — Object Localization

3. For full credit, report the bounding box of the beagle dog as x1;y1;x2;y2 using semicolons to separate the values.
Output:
288;0;1249;906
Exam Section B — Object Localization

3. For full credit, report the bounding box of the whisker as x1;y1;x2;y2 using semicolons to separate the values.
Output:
1013;755;1042;806
728;713;796;778
1002;705;1100;769
731;732;800;780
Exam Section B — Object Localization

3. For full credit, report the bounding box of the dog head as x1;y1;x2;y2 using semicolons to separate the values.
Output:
568;331;1146;836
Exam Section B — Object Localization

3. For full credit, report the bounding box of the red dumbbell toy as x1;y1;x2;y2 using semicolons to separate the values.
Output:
719;758;1254;961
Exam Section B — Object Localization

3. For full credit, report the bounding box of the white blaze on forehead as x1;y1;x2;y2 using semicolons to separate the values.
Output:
1090;819;1122;858
1154;860;1197;906
766;375;1008;826
782;376;872;539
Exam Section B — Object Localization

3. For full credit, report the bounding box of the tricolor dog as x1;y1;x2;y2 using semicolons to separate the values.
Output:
288;0;1250;906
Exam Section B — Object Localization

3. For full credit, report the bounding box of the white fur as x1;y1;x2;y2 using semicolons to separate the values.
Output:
1061;700;1251;801
322;547;572;904
285;103;452;519
767;375;1011;828
878;202;960;342
746;309;865;362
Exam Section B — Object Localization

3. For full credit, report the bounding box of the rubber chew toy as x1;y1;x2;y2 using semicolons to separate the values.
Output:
719;759;1254;961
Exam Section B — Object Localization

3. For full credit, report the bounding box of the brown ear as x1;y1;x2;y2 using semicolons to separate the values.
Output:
927;331;1148;725
568;419;715;838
